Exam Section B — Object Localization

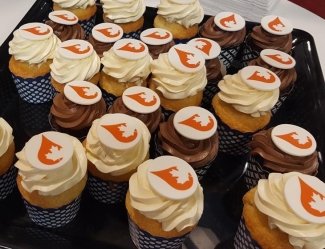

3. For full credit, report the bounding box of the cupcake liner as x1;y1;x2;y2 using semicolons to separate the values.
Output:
240;44;259;68
244;155;269;190
0;165;18;200
173;38;192;44
123;28;142;40
100;87;118;111
80;14;96;40
12;73;53;104
218;45;240;69
128;214;190;249
201;79;220;110
87;173;129;204
51;86;60;97
234;216;262;249
23;195;81;228
270;83;295;116
160;106;175;122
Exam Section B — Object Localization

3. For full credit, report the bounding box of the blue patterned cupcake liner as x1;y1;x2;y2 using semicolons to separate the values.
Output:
80;14;96;40
173;37;192;44
240;44;259;68
219;45;240;69
201;79;220;110
23;195;81;228
100;87;118;112
123;28;142;40
87;173;128;204
234;216;262;249
128;214;190;249
0;165;18;200
160;106;175;122
12;73;53;104
244;155;269;190
270;83;294;116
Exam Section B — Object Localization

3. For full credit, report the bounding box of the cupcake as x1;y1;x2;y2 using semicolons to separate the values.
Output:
187;37;225;109
101;0;145;39
8;23;60;103
126;156;203;248
249;49;297;115
15;131;87;228
0;118;17;200
149;44;207;119
99;38;152;108
241;15;293;67
87;23;123;58
83;113;150;204
50;81;106;140
154;0;204;43
199;12;246;69
155;106;218;180
234;172;325;248
244;124;318;190
52;0;97;39
50;39;100;93
140;28;175;59
46;10;85;42
211;66;280;155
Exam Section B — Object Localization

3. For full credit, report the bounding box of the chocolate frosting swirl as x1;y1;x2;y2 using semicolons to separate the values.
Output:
249;128;319;175
199;16;246;48
147;41;175;60
206;57;222;81
45;20;85;42
108;97;163;133
87;34;114;58
248;26;292;53
158;113;219;168
249;57;297;93
50;93;106;131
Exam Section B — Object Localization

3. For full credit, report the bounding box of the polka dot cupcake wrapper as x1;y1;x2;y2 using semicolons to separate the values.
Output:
87;173;128;204
234;216;262;249
240;44;259;68
0;165;18;200
100;88;118;112
12;73;53;104
128;214;190;249
219;45;240;69
23;195;81;228
80;14;96;40
244;155;269;190
201;80;220;110
123;28;142;40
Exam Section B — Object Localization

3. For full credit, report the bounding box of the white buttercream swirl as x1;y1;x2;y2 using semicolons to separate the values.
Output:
53;0;96;9
15;135;87;196
157;0;204;28
129;159;204;232
151;53;207;99
101;48;152;85
85;117;150;176
50;48;100;84
0;118;14;158
255;172;325;249
9;29;60;65
101;0;145;23
218;71;279;117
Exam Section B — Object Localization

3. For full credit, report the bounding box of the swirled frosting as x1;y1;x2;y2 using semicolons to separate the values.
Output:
15;135;87;196
129;159;204;232
249;128;318;175
50;47;100;84
108;97;162;134
85;117;150;176
205;57;222;81
0;118;14;158
157;0;204;28
101;48;152;85
249;57;297;93
147;41;175;60
199;16;246;48
158;113;218;168
45;20;85;42
9;29;60;65
101;0;146;23
255;172;325;249
53;0;96;9
87;34;114;58
217;71;279;117
151;53;207;99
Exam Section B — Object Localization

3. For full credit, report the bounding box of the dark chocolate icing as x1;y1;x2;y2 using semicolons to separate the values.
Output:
45;20;85;42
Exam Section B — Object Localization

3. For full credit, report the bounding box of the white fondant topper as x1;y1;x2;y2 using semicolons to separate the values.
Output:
64;81;102;105
140;28;173;45
214;12;245;32
49;10;78;25
187;38;221;60
260;49;296;69
58;39;94;60
19;22;53;41
113;38;148;60
92;23;123;43
261;15;293;35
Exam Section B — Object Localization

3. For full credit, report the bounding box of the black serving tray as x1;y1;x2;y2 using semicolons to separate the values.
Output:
0;1;325;248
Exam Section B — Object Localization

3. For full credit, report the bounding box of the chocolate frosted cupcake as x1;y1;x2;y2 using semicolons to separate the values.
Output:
50;81;106;139
46;10;85;42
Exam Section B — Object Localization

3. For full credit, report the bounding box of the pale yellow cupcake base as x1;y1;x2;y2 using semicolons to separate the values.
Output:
53;3;97;21
0;142;15;176
102;14;144;34
9;56;51;79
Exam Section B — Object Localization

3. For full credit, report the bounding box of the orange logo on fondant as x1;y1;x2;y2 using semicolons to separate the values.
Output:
175;48;201;69
101;123;138;143
54;14;77;21
247;71;276;83
275;132;313;149
125;92;157;106
299;177;325;217
22;26;51;36
96;28;121;38
265;54;293;65
69;85;98;99
62;44;91;54
38;135;64;165
193;39;212;56
117;42;145;53
151;166;193;191
144;31;171;39
220;14;236;28
179;114;214;132
268;17;285;32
